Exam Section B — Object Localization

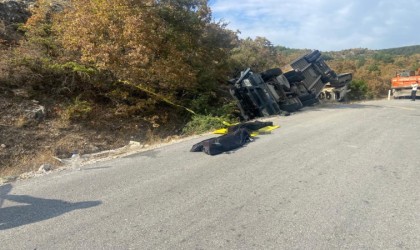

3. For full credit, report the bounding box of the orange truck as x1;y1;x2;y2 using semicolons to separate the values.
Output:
391;68;420;98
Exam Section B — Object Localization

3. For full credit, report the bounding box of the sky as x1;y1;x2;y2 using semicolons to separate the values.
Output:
209;0;420;51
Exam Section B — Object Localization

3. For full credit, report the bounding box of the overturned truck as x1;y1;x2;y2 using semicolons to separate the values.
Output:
229;50;352;120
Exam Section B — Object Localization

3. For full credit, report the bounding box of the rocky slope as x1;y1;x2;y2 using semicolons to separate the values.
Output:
0;0;36;42
0;0;185;181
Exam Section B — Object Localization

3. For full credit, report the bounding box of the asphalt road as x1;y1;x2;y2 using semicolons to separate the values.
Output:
1;100;420;249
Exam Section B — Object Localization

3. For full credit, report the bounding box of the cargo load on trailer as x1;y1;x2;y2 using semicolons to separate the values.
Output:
229;50;353;120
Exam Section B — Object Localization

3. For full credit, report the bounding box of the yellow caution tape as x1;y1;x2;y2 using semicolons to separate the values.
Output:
250;132;259;137
213;128;229;134
257;125;280;133
213;125;280;136
120;80;197;115
119;80;281;137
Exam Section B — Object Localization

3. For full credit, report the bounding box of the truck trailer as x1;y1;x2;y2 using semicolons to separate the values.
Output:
229;50;353;120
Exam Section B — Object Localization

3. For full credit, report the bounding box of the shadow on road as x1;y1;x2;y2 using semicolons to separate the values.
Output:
0;184;101;230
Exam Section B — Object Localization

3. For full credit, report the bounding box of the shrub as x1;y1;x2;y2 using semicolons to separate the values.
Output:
182;115;227;135
62;97;93;121
348;80;368;100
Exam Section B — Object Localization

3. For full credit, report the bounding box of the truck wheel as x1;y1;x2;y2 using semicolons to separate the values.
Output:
326;92;332;100
261;68;282;81
298;93;315;102
304;50;321;63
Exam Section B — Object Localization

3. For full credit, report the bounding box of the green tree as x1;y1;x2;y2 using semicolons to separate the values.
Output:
356;56;366;68
372;53;394;63
54;0;236;115
229;36;279;73
348;80;368;100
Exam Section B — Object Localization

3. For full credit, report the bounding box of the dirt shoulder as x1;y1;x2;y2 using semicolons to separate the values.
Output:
0;89;187;181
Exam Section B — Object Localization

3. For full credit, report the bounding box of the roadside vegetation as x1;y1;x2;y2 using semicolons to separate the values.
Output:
0;0;419;177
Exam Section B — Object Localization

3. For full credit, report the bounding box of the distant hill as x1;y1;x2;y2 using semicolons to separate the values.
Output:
376;45;420;56
274;45;420;61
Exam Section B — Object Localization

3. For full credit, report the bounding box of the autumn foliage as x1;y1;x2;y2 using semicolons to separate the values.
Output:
1;0;420;125
53;0;237;115
2;0;420;178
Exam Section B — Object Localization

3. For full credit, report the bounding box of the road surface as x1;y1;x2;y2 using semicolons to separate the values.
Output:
1;100;420;249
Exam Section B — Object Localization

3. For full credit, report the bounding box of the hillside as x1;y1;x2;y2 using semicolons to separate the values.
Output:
377;45;420;56
0;88;187;180
1;0;419;180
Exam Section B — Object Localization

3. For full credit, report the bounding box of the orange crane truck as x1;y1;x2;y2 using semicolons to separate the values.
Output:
391;68;420;98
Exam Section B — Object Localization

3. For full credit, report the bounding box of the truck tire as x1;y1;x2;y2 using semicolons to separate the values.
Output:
284;70;305;83
301;98;318;107
298;93;316;102
279;97;303;112
304;50;321;63
261;68;282;81
326;92;332;100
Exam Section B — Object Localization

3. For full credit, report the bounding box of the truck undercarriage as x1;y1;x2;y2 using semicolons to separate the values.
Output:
229;50;353;120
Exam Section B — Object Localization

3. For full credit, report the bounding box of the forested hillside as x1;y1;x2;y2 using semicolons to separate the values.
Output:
378;45;420;56
269;45;420;99
0;0;419;178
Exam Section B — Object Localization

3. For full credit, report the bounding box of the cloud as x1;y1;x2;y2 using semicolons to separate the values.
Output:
209;0;420;51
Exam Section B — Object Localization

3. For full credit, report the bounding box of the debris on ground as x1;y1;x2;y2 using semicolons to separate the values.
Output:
191;121;278;155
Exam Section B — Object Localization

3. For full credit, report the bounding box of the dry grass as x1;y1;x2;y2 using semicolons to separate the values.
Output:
14;116;30;128
1;149;60;177
0;81;187;180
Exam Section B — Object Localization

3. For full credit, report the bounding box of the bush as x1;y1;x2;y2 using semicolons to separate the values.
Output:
62;97;93;121
367;63;380;72
182;115;227;135
348;80;368;100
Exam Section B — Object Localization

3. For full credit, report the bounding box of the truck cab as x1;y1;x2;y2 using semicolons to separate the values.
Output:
391;68;420;98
